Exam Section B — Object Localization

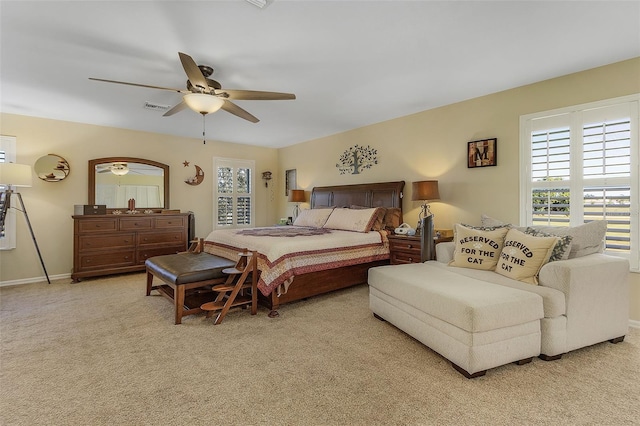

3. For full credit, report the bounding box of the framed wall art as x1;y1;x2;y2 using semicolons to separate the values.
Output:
285;169;297;196
467;138;497;168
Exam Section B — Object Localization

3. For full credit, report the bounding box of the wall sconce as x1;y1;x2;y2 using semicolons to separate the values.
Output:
262;171;272;187
288;189;306;220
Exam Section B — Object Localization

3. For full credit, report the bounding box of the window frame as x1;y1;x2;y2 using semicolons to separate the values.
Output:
213;157;255;230
519;94;639;272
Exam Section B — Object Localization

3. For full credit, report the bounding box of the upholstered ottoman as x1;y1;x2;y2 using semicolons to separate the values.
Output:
368;263;544;378
146;252;236;324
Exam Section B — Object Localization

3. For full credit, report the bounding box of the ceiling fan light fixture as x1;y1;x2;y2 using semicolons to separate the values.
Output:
183;93;225;115
111;166;129;176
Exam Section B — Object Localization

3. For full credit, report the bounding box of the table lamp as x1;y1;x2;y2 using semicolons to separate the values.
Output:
412;180;440;261
288;189;306;221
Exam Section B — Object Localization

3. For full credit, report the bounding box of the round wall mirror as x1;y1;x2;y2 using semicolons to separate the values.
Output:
34;154;70;182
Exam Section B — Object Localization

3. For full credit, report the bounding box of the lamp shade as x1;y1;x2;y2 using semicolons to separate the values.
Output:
183;93;225;114
411;180;440;201
0;163;33;187
288;189;306;203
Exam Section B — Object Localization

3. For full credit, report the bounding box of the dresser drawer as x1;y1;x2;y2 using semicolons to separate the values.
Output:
77;218;118;233
155;216;186;228
78;234;135;251
391;251;421;264
389;240;421;254
119;218;153;231
137;246;185;264
78;250;136;270
138;231;185;246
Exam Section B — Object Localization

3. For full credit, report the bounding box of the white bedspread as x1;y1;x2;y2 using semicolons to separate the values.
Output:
203;226;389;296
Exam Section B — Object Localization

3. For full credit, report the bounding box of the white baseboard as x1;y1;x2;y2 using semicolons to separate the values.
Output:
629;319;640;329
0;273;71;287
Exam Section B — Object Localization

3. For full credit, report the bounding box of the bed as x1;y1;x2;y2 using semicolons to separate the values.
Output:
203;180;405;316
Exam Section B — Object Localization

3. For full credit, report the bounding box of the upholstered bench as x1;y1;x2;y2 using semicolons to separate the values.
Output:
368;263;544;378
146;252;236;324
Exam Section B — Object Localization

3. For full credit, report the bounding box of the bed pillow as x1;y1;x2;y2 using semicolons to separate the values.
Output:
495;228;559;284
448;224;509;271
351;205;386;231
383;207;402;231
323;207;383;233
293;208;334;228
525;227;572;261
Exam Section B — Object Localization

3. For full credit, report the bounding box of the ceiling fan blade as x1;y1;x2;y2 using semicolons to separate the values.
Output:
163;100;189;117
219;89;296;101
178;52;210;94
221;100;259;123
89;78;185;93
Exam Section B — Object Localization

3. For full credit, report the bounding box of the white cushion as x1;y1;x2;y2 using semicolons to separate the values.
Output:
368;263;544;333
529;221;606;259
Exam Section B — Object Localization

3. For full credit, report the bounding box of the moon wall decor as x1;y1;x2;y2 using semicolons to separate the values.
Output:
185;164;204;186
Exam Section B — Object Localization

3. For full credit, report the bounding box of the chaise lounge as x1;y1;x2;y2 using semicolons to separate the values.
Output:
369;220;630;378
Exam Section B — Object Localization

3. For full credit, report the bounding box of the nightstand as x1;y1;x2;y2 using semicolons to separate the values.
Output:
388;234;422;265
388;234;454;264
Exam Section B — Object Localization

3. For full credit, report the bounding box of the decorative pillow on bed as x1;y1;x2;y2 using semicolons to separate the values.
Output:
448;224;509;271
495;228;559;284
351;205;386;231
293;208;335;228
323;207;384;233
525;227;572;261
382;207;401;231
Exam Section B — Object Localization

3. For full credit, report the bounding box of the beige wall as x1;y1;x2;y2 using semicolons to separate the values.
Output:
277;57;640;322
2;57;638;322
0;116;279;282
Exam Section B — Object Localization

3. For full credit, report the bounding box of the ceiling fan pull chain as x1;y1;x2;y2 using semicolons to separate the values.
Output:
202;113;206;144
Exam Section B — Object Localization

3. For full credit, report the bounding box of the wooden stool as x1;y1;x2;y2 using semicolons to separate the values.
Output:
201;250;258;325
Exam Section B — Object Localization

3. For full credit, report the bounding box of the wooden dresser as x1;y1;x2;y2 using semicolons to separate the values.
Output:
72;213;189;282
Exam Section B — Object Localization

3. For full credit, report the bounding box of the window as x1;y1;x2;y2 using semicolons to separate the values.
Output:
0;135;17;250
213;158;255;229
520;95;639;271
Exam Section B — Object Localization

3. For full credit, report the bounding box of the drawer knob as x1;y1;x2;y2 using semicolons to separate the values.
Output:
408;258;413;262
407;244;413;249
124;256;129;260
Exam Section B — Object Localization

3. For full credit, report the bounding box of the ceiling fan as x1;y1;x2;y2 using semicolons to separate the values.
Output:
96;162;131;176
89;52;296;123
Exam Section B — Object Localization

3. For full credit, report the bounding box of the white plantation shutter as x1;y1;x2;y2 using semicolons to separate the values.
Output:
213;158;255;229
521;95;639;271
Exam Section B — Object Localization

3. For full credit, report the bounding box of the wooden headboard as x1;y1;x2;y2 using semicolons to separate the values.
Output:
310;181;405;222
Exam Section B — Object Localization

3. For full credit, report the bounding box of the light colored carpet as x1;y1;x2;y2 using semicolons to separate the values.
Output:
1;273;639;426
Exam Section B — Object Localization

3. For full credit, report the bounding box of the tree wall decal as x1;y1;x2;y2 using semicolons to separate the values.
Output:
336;145;378;175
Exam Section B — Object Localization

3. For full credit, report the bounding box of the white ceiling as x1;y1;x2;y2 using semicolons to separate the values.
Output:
1;1;639;148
